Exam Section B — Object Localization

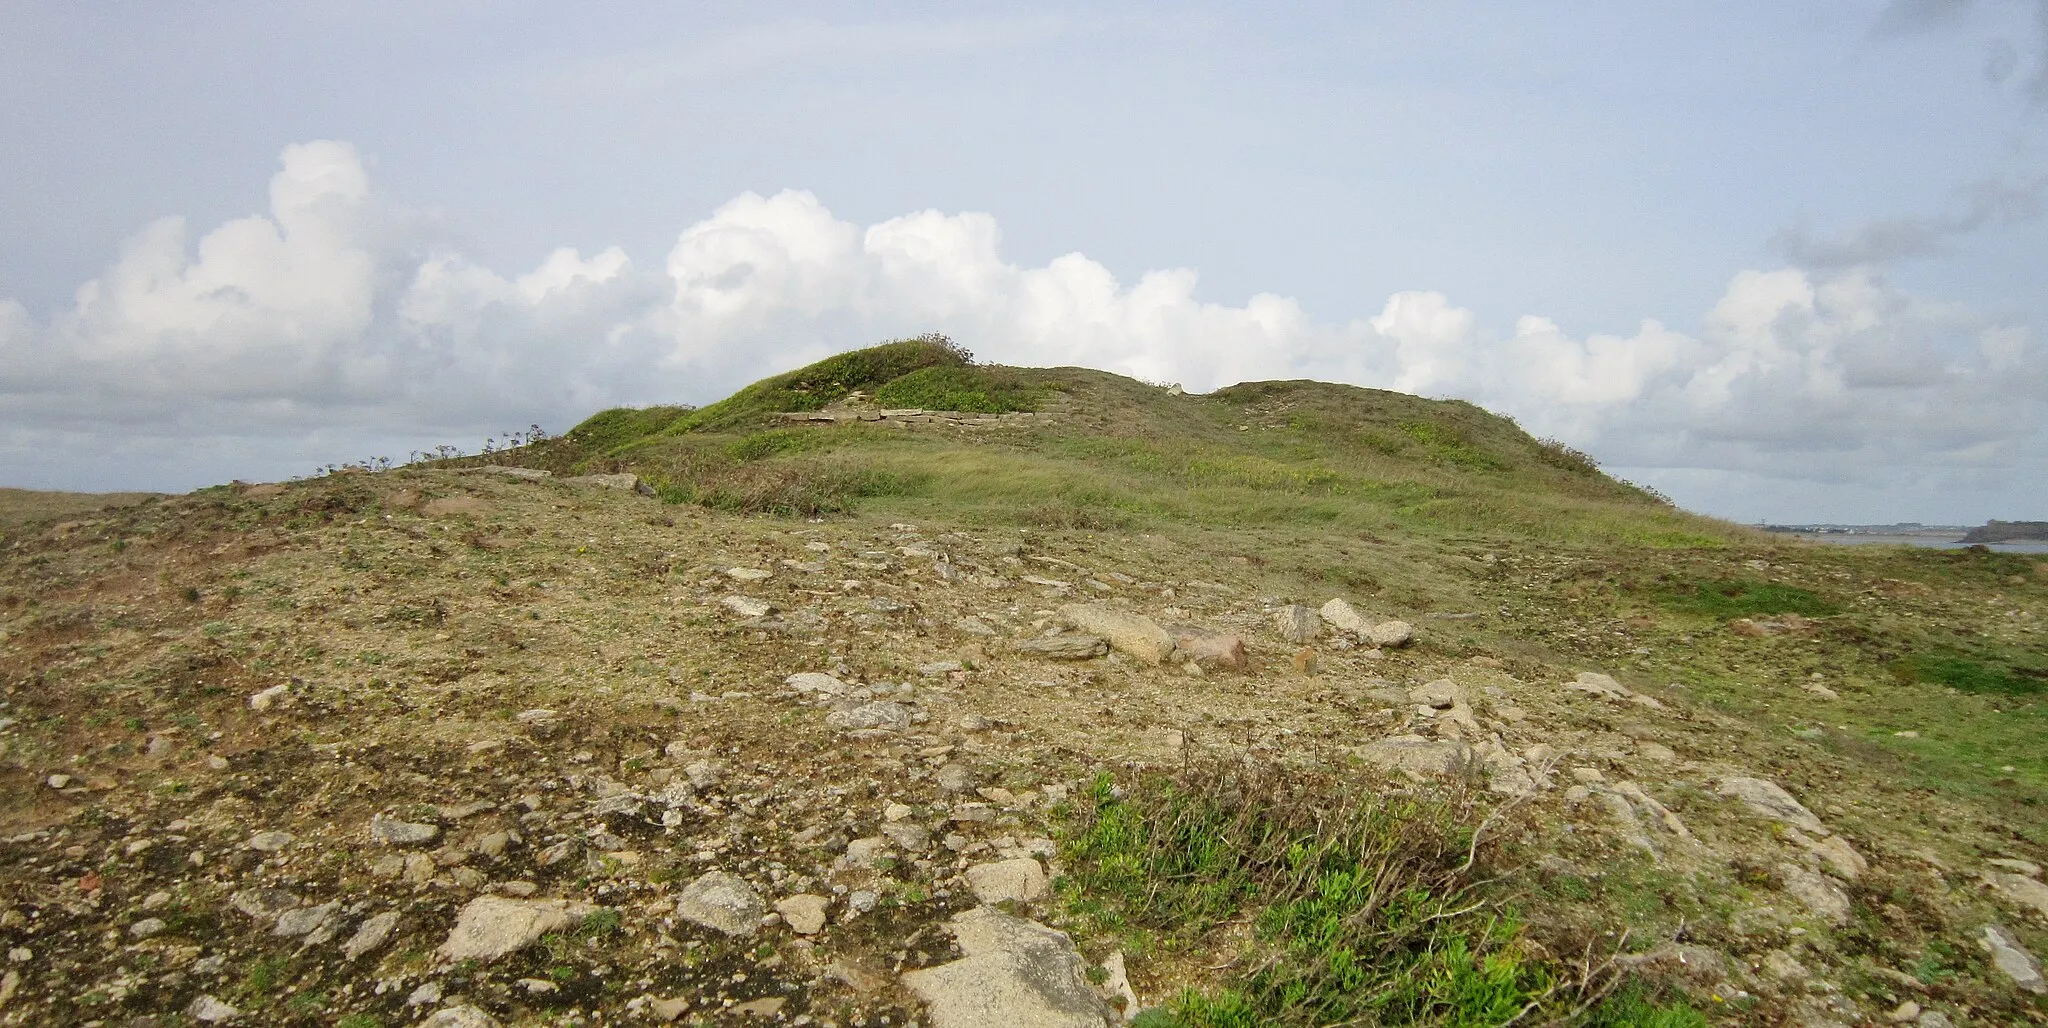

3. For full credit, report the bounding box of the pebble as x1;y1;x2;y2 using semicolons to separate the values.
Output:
246;830;295;853
128;917;167;939
675;871;765;937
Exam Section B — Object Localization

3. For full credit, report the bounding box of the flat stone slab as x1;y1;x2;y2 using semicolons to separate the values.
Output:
901;907;1114;1028
439;897;598;963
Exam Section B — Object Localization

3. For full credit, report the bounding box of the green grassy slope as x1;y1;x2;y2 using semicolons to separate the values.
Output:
507;338;2044;824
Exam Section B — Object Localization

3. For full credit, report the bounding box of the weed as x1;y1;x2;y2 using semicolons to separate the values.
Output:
1061;760;1574;1025
578;908;624;940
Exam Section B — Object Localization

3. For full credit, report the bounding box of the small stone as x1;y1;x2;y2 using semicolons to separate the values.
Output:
775;894;831;935
1800;681;1841;701
1273;605;1321;643
937;763;976;793
647;996;692;1022
725;567;772;581
142;890;172;910
1014;635;1108;660
230;889;301;920
1717;775;1827;832
1058;604;1176;663
1319;598;1370;635
416;1006;502;1028
847;890;880;914
205;755;230;771
370;814;441;847
1367;620;1414;648
1989;858;2043;877
274;901;339;938
343;911;400;959
246;830;295;853
439;897;599;962
1409;679;1460;709
247;683;292;712
129;917;167;939
901;907;1115;1028
825;701;912;734
884;802;914;822
883;822;931;852
1357;735;1475;777
965;857;1050;905
843;837;894;869
185;995;240;1022
1778;863;1851;925
406;982;443;1006
1980;923;2046;993
43;773;73;789
786;672;851;695
676;871;765;937
1293;646;1318;675
720;595;775;617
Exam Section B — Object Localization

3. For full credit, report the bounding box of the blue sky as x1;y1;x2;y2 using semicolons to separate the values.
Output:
3;2;2045;523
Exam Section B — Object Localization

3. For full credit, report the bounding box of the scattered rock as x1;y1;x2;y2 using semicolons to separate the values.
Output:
1717;777;1827;833
230;888;300;920
370;814;441;847
246;830;295;853
128;917;167;939
1979;924;2046;994
1367;620;1413;648
676;871;765;937
438;896;599;962
343;911;401;959
937;764;976;793
900;907;1116;1028
965;858;1050;905
1293;646;1318;675
720;595;775;618
185;995;241;1022
1273;605;1321;643
1778;863;1851;925
1801;681;1841;701
248;682;292;712
563;472;645;492
725;567;773;582
825;701;913;734
1014;635;1109;660
1356;735;1475;777
775;894;831;935
1988;858;2043;877
1319;598;1370;635
1982;871;2048;918
1170;625;1247;670
1057;604;1176;664
274;901;339;938
416;1006;504;1028
782;671;847;696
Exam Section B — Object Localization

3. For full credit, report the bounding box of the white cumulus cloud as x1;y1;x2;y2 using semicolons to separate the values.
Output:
1;141;2042;522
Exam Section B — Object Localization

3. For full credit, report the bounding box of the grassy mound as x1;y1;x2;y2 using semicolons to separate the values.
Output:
668;333;973;434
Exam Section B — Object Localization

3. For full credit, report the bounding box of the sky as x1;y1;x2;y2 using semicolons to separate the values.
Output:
2;2;2046;524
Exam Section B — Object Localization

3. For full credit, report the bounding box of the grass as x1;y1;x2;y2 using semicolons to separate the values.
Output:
1892;650;2045;697
871;363;1046;412
665;333;972;433
1058;760;1707;1027
1658;578;1838;618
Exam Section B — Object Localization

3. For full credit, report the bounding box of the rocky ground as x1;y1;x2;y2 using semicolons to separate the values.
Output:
1;467;2045;1026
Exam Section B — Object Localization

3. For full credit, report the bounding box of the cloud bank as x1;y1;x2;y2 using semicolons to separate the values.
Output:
2;141;2042;521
